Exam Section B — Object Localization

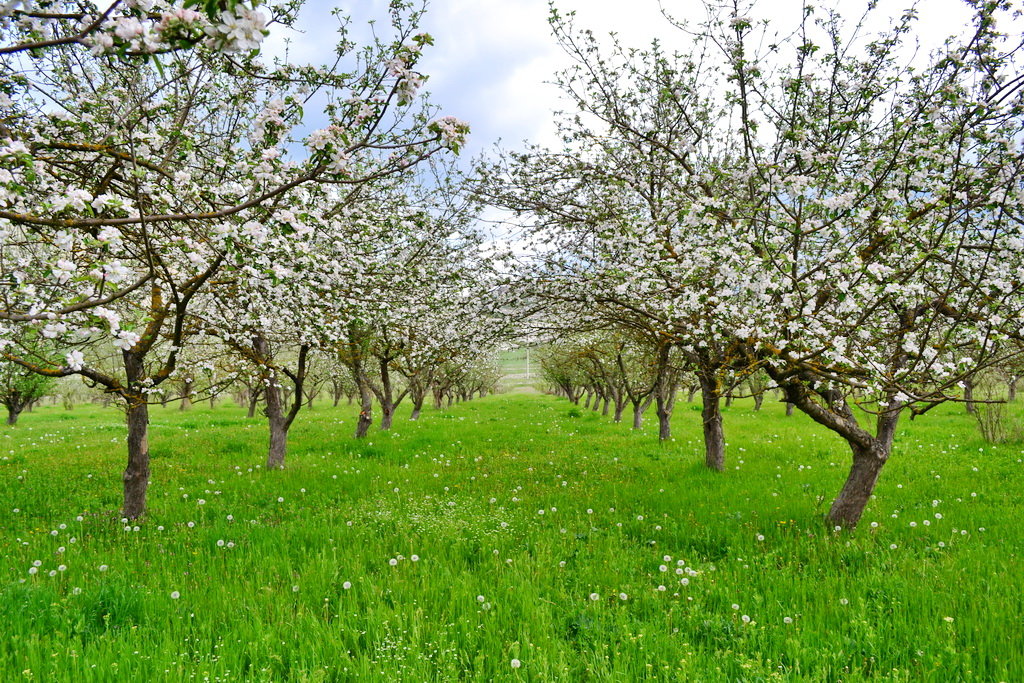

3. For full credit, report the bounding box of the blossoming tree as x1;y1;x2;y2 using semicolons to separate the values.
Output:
0;2;468;516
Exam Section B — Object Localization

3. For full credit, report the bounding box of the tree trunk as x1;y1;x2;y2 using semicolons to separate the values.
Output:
753;392;764;411
355;377;373;438
632;402;645;429
724;392;733;408
583;391;592;409
410;388;425;420
699;375;725;471
687;384;697;403
122;398;150;519
246;389;261;419
180;380;193;411
601;395;610;417
1008;376;1017;402
264;378;288;470
655;397;672;441
786;402;794;416
5;405;21;426
964;379;976;414
613;395;625;423
827;442;887;528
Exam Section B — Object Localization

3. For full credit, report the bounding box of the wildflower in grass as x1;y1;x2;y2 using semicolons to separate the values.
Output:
58;565;66;572
98;565;108;572
198;499;206;505
292;585;299;592
227;515;234;522
389;558;398;566
75;516;83;522
48;570;57;577
680;578;690;586
890;544;898;549
187;522;195;528
157;526;164;531
477;595;486;602
732;604;739;610
217;540;225;547
619;592;628;601
28;567;37;575
840;598;849;605
342;581;352;590
658;585;666;591
558;561;566;567
170;591;180;599
57;547;65;554
943;616;954;622
33;560;41;567
510;659;521;669
741;615;751;624
783;616;793;624
589;593;600;601
659;565;668;572
411;555;419;562
935;513;942;519
277;497;284;503
870;522;878;528
756;534;765;541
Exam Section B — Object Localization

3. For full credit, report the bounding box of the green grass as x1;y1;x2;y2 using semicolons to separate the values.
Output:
0;394;1021;681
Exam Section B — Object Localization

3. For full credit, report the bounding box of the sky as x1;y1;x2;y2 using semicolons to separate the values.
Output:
263;0;981;164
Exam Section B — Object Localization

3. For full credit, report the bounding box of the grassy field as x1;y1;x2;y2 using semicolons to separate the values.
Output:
0;393;1020;681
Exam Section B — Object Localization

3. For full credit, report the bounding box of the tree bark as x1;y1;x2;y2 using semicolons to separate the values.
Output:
264;377;288;469
246;387;262;419
786;402;795;416
630;394;653;430
770;371;901;529
601;395;610;417
355;374;373;438
121;347;152;520
257;338;307;470
699;375;725;471
964;378;976;414
5;405;22;426
753;392;764;411
827;443;887;528
1009;376;1018;402
180;380;193;411
122;397;150;519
